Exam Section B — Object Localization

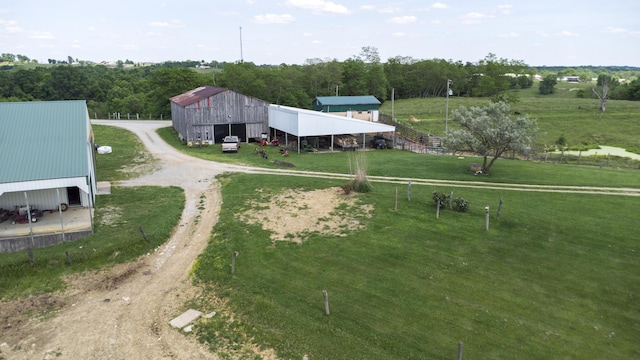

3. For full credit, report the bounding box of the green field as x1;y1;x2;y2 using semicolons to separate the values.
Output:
193;173;640;359
381;82;640;154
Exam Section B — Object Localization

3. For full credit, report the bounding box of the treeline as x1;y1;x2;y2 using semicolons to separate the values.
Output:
1;49;639;119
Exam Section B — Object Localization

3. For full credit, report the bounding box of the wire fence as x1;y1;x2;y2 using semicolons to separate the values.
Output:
90;112;169;120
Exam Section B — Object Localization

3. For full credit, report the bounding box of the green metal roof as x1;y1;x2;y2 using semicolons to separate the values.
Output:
313;96;381;106
0;100;91;184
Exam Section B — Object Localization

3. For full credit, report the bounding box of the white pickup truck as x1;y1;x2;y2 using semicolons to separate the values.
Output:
221;136;240;152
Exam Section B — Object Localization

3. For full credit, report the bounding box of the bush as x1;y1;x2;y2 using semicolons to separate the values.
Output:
432;191;450;208
351;179;372;193
453;197;469;212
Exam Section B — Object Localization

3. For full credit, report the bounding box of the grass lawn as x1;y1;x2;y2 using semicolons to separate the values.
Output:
157;127;640;188
193;173;640;359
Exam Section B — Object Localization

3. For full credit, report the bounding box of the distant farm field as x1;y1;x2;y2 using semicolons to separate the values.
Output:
381;82;640;154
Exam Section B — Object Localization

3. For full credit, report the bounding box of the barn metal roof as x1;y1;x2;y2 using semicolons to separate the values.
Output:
0;101;91;185
269;105;394;137
169;86;227;107
313;96;381;106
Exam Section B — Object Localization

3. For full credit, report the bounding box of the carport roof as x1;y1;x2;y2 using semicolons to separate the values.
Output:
268;105;394;137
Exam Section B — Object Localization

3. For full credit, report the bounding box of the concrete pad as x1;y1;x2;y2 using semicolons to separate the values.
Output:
96;181;111;195
169;309;203;329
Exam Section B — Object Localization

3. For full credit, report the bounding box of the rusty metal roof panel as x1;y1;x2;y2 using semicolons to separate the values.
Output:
169;86;227;107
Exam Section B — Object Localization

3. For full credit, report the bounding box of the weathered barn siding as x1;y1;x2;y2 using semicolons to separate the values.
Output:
171;87;269;143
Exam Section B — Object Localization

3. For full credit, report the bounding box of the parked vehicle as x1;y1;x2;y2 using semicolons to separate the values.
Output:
222;136;240;152
370;136;388;149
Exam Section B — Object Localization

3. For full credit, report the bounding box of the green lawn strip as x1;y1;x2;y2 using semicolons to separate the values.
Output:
157;127;640;188
94;124;157;182
0;186;184;300
194;173;640;359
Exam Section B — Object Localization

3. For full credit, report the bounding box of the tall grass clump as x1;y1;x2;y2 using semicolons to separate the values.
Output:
346;151;372;193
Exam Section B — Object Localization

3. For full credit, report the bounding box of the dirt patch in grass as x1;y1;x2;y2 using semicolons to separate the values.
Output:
240;187;373;244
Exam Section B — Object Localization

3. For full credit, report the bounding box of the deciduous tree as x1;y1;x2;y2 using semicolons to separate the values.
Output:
443;102;538;174
538;74;557;95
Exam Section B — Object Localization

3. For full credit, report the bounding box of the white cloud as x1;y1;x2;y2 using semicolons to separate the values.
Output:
498;4;512;14
499;32;519;38
603;26;627;34
392;32;405;37
461;12;491;24
148;20;183;28
432;2;448;9
361;5;401;13
558;30;579;37
0;19;22;34
30;31;54;40
388;16;417;25
286;0;350;14
252;13;295;24
120;44;138;51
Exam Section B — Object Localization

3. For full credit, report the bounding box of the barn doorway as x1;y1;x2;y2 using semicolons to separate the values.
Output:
67;187;81;206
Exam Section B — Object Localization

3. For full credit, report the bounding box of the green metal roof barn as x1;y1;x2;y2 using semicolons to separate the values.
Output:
311;96;381;112
0;100;96;252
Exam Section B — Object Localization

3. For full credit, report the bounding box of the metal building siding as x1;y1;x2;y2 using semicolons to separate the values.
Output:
0;101;90;184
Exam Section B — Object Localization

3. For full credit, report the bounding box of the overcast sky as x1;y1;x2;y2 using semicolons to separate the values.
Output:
1;0;638;66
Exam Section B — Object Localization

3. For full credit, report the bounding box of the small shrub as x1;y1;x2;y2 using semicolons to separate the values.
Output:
432;191;450;208
453;197;469;212
351;179;372;193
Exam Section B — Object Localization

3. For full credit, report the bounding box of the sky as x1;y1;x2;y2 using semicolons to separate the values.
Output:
1;0;639;67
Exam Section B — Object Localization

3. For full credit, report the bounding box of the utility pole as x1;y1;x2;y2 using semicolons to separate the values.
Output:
445;79;452;132
239;26;244;63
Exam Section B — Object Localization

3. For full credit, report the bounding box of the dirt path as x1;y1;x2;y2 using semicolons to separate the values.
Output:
4;121;229;359
3;120;638;359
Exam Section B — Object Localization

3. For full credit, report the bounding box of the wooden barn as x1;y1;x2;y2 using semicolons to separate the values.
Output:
170;86;270;144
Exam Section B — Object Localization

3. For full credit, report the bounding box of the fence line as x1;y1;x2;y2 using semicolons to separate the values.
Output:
92;112;168;120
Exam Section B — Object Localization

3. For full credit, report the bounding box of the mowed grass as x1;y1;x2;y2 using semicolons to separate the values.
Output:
0;186;184;299
194;173;640;359
158;126;640;188
381;82;640;153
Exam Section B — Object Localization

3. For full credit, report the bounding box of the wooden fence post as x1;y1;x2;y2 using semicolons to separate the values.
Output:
65;250;73;266
457;341;463;360
497;197;503;219
485;206;490;231
394;187;398;211
27;248;34;264
322;290;330;315
407;181;411;202
449;191;453;210
436;200;440;219
231;251;239;275
577;150;581;165
138;225;148;243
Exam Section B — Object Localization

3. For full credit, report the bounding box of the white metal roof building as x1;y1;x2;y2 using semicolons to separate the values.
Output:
268;105;395;153
0;100;96;252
